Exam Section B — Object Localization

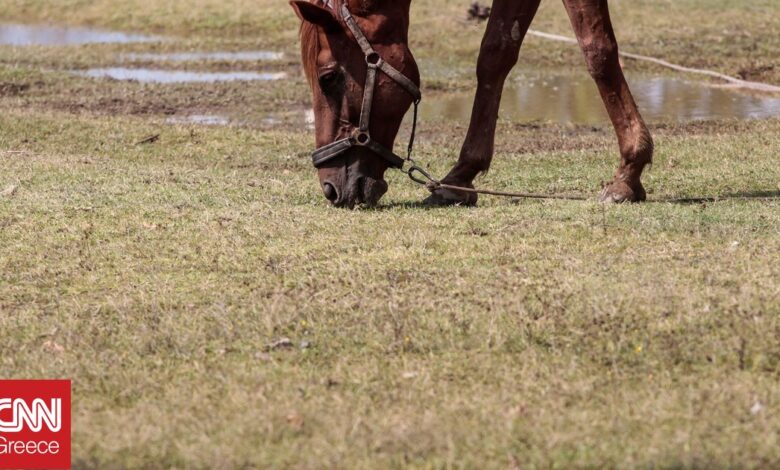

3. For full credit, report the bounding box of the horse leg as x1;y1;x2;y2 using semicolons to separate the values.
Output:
425;0;542;206
563;0;653;202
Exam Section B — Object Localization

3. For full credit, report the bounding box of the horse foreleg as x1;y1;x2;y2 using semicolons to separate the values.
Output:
563;0;653;202
425;0;542;206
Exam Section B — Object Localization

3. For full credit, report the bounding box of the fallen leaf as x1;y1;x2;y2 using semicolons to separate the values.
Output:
42;340;64;354
286;412;304;431
1;185;18;197
136;133;160;145
325;378;339;388
266;338;294;351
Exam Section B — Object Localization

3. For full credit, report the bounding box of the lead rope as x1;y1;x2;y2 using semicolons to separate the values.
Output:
403;99;444;193
402;104;588;201
406;99;419;160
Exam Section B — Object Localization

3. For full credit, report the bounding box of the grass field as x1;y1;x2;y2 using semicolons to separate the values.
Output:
1;0;780;468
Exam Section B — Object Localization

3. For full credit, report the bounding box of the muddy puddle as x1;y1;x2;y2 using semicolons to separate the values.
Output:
0;24;159;46
122;51;284;62
422;73;780;124
76;68;287;83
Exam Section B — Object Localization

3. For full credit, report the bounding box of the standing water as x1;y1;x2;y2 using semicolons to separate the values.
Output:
422;72;780;124
0;24;159;45
122;51;284;62
76;68;287;84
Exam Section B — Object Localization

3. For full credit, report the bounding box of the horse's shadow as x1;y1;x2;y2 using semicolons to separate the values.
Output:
368;189;780;210
365;201;440;211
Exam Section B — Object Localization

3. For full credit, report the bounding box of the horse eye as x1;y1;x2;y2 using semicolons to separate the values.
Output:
318;71;341;90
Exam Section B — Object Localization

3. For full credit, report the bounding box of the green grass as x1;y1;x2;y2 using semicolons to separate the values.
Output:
2;110;779;468
1;0;780;467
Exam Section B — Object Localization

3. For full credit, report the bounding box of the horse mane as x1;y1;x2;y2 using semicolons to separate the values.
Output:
300;20;320;88
299;0;378;88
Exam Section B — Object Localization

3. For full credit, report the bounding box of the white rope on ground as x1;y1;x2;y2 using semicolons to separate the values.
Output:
527;30;780;93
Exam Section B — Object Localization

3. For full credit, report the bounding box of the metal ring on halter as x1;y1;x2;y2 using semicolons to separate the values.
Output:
366;52;382;66
355;131;370;145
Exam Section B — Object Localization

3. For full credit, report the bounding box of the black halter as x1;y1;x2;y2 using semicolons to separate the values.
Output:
310;4;422;169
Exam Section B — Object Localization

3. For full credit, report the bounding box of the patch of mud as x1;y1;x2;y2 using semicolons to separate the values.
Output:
26;79;301;121
737;64;776;82
122;51;284;62
54;96;178;116
0;24;159;46
413;120;613;156
0;82;30;96
75;68;288;84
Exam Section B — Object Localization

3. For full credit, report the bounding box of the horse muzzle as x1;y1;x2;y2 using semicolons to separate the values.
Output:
321;172;388;209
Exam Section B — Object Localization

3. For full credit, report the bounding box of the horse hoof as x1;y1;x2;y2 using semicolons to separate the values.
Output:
422;186;478;206
598;180;646;203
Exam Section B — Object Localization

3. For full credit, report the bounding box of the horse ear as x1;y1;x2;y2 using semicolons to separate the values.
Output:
290;1;341;32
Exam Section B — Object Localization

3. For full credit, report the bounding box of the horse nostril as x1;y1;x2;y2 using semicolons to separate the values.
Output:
322;182;338;201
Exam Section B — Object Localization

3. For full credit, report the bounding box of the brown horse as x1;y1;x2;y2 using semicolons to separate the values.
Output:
291;0;653;208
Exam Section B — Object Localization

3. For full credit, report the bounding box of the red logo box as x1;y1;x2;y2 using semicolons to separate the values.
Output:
0;380;71;469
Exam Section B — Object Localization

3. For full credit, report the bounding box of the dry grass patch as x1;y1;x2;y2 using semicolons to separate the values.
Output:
1;109;779;467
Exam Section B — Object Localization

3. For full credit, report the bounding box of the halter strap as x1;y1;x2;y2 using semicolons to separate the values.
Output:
340;6;421;101
310;4;421;169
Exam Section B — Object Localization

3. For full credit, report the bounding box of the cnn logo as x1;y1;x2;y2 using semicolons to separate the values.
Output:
0;380;70;469
0;398;62;433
